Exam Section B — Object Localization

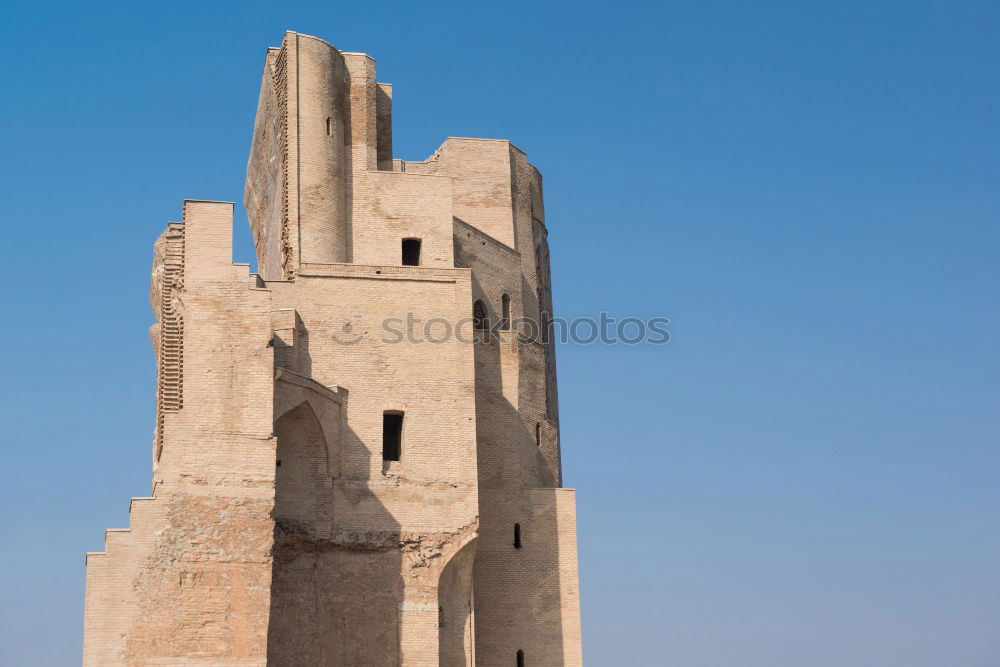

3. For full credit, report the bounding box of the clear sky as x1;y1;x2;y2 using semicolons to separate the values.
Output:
1;1;998;665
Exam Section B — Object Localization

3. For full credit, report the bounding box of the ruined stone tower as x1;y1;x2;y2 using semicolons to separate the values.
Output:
83;31;582;666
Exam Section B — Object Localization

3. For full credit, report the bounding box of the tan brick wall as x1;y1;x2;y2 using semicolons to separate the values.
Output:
406;138;517;249
352;171;455;268
84;31;581;666
244;48;286;280
84;202;277;666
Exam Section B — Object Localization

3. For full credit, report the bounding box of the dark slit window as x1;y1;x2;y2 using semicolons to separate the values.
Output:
501;293;511;330
535;422;541;447
326;117;332;135
514;523;522;549
382;411;403;461
473;299;488;330
517;649;525;667
402;238;421;266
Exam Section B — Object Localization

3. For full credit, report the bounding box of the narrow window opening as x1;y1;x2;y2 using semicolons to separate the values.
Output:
516;649;525;667
501;293;511;330
402;238;421;266
438;605;445;628
535;422;541;447
514;523;522;549
382;411;403;461
326;117;332;135
473;299;489;330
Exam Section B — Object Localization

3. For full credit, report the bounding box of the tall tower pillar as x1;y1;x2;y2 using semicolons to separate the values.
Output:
245;31;351;277
293;32;351;265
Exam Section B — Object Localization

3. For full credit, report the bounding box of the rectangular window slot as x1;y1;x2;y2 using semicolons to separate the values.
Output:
402;238;421;266
383;411;403;461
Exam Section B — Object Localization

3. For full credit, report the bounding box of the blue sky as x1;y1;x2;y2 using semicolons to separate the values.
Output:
2;1;999;664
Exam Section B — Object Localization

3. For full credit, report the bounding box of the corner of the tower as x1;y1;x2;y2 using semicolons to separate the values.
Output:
376;81;393;170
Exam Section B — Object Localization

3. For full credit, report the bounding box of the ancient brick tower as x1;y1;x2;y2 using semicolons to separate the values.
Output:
83;31;582;666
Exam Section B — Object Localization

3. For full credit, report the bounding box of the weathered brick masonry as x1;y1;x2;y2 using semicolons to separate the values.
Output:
83;31;582;666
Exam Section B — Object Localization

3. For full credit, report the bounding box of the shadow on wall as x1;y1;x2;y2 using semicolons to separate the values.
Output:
267;367;406;666
264;307;570;664
471;336;567;665
266;332;477;665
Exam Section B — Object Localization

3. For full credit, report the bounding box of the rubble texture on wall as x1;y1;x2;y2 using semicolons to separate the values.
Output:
83;30;582;666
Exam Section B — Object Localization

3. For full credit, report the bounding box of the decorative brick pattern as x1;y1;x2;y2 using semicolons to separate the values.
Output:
150;222;184;461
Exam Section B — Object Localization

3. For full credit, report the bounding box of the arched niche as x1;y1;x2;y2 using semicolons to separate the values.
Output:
273;401;327;527
438;537;477;666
